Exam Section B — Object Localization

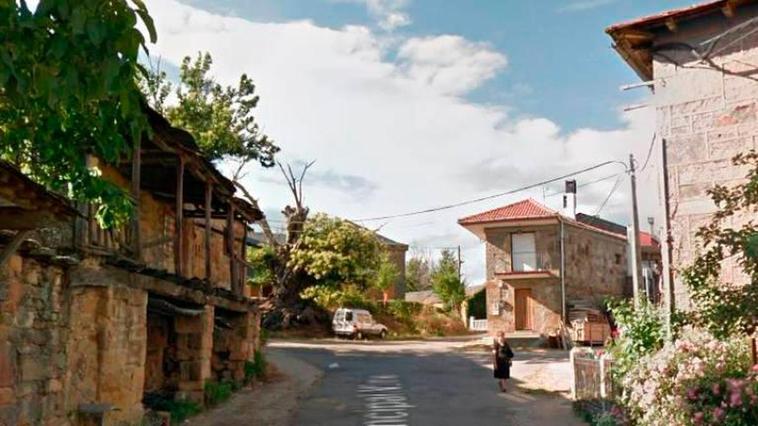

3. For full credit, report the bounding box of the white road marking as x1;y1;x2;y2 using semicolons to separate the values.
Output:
358;374;414;426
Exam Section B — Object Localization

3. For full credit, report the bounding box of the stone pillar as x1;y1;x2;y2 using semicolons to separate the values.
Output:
175;305;214;405
65;284;148;425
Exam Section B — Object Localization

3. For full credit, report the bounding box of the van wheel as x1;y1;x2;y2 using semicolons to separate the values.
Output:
355;331;363;340
380;330;387;339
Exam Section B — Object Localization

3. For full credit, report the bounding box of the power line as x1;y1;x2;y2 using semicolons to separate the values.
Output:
593;173;625;217
639;132;657;173
352;160;627;222
543;172;622;198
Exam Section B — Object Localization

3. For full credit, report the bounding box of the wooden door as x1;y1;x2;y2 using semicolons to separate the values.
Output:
514;288;533;330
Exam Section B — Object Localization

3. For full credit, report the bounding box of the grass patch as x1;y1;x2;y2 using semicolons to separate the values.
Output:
143;394;201;425
204;380;233;407
244;350;268;383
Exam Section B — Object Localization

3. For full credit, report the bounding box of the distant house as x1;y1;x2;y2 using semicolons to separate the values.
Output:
404;290;443;308
374;232;409;300
576;213;663;302
607;0;758;308
458;182;657;337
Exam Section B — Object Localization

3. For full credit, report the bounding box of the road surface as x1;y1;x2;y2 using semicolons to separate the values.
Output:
270;338;583;426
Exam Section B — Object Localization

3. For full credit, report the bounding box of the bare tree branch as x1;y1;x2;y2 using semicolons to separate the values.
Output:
232;180;280;249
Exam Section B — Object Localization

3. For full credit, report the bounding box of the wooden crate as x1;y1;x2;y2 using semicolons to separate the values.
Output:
571;321;610;345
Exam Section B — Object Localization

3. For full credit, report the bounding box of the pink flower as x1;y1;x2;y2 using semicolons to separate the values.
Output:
713;407;725;421
751;364;758;373
711;383;721;396
686;387;699;401
729;390;743;407
693;412;704;424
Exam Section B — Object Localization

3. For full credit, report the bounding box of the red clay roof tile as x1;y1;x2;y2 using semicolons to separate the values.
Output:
457;198;558;225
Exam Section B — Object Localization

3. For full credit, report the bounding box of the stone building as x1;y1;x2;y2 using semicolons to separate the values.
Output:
375;233;409;300
607;0;758;308
458;197;629;337
0;108;262;425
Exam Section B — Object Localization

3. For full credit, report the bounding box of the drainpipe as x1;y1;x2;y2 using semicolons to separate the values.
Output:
560;219;566;324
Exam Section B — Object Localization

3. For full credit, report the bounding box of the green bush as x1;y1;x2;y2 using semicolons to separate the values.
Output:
143;396;201;425
623;329;755;425
606;297;667;380
384;300;422;321
168;400;201;425
300;284;377;313
204;380;233;407
244;350;268;383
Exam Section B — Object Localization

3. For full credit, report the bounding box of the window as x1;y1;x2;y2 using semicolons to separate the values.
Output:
511;233;537;271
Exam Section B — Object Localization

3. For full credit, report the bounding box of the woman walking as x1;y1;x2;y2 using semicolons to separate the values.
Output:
493;331;514;392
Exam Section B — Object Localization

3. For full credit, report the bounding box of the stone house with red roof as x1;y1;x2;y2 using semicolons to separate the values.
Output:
459;195;636;337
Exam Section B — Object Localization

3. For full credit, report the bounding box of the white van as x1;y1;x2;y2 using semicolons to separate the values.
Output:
332;308;388;339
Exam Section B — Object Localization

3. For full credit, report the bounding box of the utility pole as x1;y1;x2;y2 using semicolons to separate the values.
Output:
457;245;462;283
659;138;675;338
629;153;643;307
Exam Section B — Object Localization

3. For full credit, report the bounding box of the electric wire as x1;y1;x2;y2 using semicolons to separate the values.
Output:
351;160;627;222
593;173;625;217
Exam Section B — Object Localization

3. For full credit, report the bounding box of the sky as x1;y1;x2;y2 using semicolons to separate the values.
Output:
144;0;697;284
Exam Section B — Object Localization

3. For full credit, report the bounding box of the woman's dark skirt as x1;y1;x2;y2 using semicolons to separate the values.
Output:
494;358;510;379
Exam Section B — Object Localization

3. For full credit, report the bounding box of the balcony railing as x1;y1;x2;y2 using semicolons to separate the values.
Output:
82;204;133;256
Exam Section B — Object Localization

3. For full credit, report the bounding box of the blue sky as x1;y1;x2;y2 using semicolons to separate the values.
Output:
148;0;688;282
179;0;693;131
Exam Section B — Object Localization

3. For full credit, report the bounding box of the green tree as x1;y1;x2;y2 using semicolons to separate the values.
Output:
246;245;276;289
431;249;465;311
374;253;399;304
1;0;156;227
289;214;382;288
140;52;279;168
682;150;758;338
406;254;432;291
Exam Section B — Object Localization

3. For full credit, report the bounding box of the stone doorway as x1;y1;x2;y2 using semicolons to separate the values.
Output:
212;308;256;385
143;296;213;409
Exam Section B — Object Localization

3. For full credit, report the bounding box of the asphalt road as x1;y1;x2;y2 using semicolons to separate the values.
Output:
270;339;582;426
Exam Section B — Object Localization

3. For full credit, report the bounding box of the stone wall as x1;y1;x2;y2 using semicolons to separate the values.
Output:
0;254;69;426
174;305;214;405
563;224;627;305
484;224;561;280
485;277;562;336
651;6;758;308
65;283;148;425
211;310;260;385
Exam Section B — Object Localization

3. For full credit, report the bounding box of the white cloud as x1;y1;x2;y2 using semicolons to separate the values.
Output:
398;35;507;95
367;0;411;30
147;0;658;284
333;0;411;31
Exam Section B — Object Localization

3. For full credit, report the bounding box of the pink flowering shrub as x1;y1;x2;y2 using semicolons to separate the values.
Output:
623;328;756;425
